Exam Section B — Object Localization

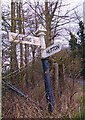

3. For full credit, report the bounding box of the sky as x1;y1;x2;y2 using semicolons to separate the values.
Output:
1;0;85;45
1;0;85;6
1;0;85;13
1;0;85;17
1;0;85;18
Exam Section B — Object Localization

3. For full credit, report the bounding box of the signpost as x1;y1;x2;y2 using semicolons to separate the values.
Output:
35;25;55;113
9;24;62;113
9;32;40;46
41;42;62;58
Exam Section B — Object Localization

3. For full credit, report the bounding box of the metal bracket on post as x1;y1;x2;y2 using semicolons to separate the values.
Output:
36;24;55;113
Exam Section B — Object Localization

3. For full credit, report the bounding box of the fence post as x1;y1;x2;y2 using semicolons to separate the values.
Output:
54;63;59;88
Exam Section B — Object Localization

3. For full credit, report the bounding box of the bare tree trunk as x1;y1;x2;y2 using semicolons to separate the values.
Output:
10;1;18;81
18;1;23;68
54;63;59;89
45;1;59;92
17;1;24;81
22;8;29;87
31;46;36;87
24;44;29;87
58;64;65;96
45;1;51;47
30;3;38;87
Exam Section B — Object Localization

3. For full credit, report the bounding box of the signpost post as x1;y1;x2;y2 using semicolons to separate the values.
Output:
9;24;62;113
35;25;55;113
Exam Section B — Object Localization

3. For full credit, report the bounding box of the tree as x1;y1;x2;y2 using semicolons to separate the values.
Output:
10;0;19;81
44;0;69;92
24;0;81;99
77;21;85;79
69;32;77;58
16;0;25;81
69;32;77;51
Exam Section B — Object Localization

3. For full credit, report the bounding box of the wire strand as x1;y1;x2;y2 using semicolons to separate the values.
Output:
2;58;42;79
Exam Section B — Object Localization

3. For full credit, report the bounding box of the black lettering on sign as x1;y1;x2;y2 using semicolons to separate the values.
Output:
46;50;50;54
46;44;60;54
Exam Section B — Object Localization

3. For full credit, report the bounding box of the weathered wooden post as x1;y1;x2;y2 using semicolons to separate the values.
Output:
36;25;55;113
58;64;65;96
54;63;59;88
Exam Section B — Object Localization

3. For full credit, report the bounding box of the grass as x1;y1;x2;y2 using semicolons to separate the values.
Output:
74;85;85;119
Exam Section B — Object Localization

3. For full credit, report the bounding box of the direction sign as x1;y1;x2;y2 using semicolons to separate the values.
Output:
41;42;62;58
9;32;40;46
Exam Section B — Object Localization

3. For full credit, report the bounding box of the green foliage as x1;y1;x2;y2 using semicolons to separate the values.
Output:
77;21;85;79
69;32;77;51
53;49;81;79
77;21;85;43
69;32;79;58
68;21;85;79
74;86;85;119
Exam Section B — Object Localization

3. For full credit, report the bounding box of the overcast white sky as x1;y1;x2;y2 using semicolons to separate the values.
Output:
1;0;85;45
1;0;84;21
1;0;85;7
1;0;85;15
